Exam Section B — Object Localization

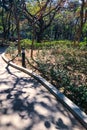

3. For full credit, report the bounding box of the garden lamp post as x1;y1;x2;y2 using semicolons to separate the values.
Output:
22;47;26;67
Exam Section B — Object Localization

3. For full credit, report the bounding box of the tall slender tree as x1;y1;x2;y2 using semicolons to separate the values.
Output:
13;0;21;54
75;0;87;43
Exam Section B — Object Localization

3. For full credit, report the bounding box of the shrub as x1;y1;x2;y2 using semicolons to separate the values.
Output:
20;39;32;48
67;85;87;113
79;41;87;50
50;66;70;89
6;42;16;55
20;39;73;49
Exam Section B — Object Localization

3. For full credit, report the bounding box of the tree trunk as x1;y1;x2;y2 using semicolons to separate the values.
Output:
36;32;43;43
31;22;35;58
1;7;6;44
16;17;21;54
74;0;85;44
13;0;21;54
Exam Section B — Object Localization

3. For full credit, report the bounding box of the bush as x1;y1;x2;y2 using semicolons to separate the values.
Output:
20;39;32;48
50;66;70;88
20;39;73;49
79;41;87;50
6;42;16;54
67;85;87;113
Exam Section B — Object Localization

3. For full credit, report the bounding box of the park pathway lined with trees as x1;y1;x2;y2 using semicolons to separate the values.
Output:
0;47;86;130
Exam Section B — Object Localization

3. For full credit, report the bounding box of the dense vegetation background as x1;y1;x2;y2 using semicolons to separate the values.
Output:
0;0;87;45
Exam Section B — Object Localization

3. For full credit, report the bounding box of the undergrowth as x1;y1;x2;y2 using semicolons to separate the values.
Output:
6;40;87;113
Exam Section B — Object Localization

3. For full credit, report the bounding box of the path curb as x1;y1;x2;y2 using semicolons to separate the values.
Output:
2;53;87;129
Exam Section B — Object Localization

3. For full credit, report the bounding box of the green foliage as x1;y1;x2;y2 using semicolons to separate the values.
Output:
20;39;32;48
20;39;73;49
79;41;87;50
83;23;87;34
0;26;3;32
82;23;87;43
67;85;87;112
26;1;40;15
80;41;87;46
50;66;70;88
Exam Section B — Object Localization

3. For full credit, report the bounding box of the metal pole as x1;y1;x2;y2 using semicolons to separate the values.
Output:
22;47;26;67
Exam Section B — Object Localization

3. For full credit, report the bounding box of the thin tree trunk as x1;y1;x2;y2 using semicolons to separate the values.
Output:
74;0;85;44
13;0;21;54
31;23;35;58
16;17;21;54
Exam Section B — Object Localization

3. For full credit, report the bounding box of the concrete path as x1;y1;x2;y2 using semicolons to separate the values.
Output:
0;47;86;130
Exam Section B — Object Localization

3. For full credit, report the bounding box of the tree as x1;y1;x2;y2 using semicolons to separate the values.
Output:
0;0;12;43
21;0;67;43
0;0;21;53
74;0;87;43
13;0;21;54
51;10;75;40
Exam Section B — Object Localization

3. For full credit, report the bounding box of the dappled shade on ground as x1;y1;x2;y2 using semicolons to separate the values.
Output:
0;47;86;130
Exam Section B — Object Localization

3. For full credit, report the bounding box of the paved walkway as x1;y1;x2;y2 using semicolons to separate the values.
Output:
0;47;86;130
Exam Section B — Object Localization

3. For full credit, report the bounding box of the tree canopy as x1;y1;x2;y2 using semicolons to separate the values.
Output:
0;0;87;44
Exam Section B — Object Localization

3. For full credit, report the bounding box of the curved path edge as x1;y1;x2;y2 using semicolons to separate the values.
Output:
2;53;87;129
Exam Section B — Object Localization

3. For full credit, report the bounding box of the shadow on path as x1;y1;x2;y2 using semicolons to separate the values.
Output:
0;46;7;54
0;50;85;130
